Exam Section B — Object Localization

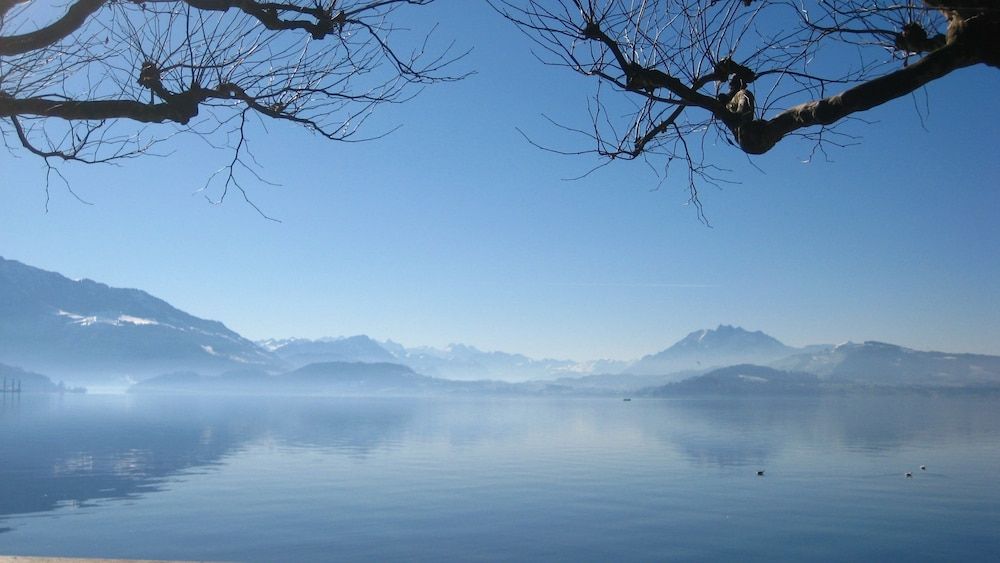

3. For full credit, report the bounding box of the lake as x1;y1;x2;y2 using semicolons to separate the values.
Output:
1;393;998;561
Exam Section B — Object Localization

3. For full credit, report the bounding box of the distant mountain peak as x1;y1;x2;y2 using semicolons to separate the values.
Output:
260;335;398;367
626;325;793;375
861;341;906;350
832;341;909;353
669;325;786;351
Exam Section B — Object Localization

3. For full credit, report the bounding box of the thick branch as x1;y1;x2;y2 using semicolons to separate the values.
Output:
0;0;351;55
0;0;28;19
0;92;204;124
0;0;106;56
732;39;979;154
183;0;346;39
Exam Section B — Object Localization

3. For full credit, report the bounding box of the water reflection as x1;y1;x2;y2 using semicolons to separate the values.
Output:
262;397;418;455
0;395;247;524
632;395;1000;467
2;393;999;535
0;395;427;529
644;398;818;467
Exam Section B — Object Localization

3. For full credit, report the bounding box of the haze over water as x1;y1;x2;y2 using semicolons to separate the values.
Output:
1;393;998;561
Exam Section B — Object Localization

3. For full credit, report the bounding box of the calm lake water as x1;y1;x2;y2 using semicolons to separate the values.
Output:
1;393;998;561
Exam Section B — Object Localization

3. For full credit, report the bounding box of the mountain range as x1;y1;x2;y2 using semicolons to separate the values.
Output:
773;341;1000;388
261;336;596;382
259;336;398;365
2;256;998;393
642;345;1000;396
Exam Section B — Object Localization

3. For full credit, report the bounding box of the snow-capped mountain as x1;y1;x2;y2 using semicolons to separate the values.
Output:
0;257;276;382
261;336;590;382
625;325;798;375
260;335;397;365
392;343;579;381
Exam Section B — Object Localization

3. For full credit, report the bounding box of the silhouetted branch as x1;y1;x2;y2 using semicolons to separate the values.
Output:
492;0;998;216
1;0;462;208
0;0;106;56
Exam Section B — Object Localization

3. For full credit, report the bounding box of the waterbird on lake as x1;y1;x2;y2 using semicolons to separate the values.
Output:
756;470;764;476
920;465;927;470
905;472;913;478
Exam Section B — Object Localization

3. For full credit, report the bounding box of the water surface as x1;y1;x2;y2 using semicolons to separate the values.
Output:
1;394;998;561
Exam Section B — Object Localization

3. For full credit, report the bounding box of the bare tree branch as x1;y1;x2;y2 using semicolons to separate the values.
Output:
735;36;980;154
1;0;464;208
492;0;999;215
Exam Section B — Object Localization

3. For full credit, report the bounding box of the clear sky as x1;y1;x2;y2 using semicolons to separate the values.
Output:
2;2;998;361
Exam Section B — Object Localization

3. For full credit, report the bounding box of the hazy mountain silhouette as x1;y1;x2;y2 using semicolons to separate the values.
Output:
626;325;799;376
640;345;1000;396
773;341;1000;388
642;365;823;396
131;361;557;396
550;371;702;393
261;336;585;382
0;363;60;392
133;361;443;395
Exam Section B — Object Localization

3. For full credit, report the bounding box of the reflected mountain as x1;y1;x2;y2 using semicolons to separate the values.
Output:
634;398;815;467
0;395;420;530
254;397;420;456
0;395;250;526
637;395;1000;467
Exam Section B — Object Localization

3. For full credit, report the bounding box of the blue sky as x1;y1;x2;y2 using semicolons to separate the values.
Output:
2;2;998;360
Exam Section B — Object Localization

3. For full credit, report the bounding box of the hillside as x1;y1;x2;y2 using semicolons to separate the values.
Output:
0;257;277;382
774;342;1000;388
0;363;62;393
